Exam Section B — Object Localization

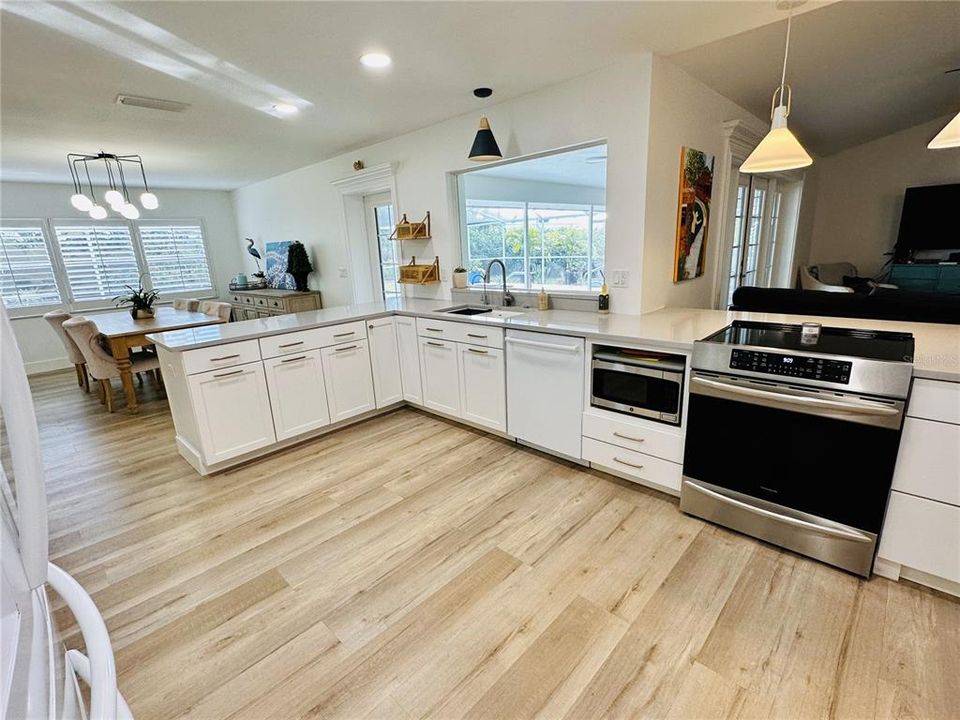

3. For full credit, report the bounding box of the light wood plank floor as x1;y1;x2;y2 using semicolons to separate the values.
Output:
23;371;960;719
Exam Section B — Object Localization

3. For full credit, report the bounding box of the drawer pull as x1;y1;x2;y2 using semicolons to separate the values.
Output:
210;354;240;361
279;341;304;348
467;347;489;354
613;456;645;470
424;327;442;332
280;355;307;363
426;341;445;347
333;331;355;338
213;369;244;379
613;432;645;443
272;301;280;307
334;344;358;352
467;333;487;339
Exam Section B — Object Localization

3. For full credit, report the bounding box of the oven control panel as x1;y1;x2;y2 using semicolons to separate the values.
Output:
729;349;851;383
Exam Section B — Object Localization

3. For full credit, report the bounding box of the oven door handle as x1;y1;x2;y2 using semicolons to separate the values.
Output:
690;376;900;416
684;481;873;544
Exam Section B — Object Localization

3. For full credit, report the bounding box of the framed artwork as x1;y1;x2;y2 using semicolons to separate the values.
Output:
673;147;715;282
265;241;295;290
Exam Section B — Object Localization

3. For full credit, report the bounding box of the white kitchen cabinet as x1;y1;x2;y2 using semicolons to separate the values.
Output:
320;340;376;423
367;317;403;408
395;316;423;405
187;361;276;464
459;344;506;432
263;350;331;440
419;338;461;416
878;491;960;584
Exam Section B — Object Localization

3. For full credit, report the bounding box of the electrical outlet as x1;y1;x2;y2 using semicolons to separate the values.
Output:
338;266;348;278
610;269;629;287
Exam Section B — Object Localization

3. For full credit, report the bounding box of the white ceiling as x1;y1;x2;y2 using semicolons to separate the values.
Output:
669;1;960;157
0;1;831;190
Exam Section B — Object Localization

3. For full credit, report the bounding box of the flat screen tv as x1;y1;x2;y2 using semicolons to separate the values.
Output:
895;183;960;257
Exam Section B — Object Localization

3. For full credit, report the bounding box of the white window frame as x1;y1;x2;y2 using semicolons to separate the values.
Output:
0;216;218;318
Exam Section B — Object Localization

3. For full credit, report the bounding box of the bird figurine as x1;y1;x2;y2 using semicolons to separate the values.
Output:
246;238;264;276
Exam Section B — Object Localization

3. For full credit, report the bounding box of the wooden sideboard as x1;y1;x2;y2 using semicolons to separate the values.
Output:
228;288;322;320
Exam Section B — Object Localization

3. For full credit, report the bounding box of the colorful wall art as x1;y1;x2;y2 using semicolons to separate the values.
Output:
673;147;715;282
265;241;296;290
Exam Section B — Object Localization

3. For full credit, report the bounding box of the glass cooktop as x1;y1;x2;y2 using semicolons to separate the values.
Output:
702;321;914;362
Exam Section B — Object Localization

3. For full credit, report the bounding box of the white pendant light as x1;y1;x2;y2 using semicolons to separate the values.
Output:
70;193;93;212
928;111;960;150
104;188;124;207
119;203;140;220
88;204;108;220
139;191;159;210
740;4;813;174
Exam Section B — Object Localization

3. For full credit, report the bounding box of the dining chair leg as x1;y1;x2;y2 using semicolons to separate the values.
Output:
98;378;106;405
74;364;84;388
101;379;114;413
153;368;162;385
82;364;90;393
136;372;144;387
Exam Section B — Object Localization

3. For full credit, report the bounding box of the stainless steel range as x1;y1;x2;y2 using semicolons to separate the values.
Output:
680;320;914;577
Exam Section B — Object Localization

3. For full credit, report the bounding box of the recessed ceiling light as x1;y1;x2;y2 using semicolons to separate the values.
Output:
272;103;299;116
360;52;392;69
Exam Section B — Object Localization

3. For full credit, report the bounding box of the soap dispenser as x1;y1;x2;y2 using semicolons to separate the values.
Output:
537;287;549;311
598;274;610;314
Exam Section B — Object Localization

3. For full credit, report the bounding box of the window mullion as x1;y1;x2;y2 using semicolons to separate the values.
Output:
523;201;530;290
129;221;152;291
43;218;75;308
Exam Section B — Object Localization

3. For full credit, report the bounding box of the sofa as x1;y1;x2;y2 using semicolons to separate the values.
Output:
730;287;960;325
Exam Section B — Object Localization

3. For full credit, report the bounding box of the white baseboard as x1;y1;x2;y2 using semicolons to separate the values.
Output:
25;357;71;376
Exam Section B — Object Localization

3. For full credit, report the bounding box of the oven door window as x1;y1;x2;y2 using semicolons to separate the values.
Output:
682;392;900;533
592;367;680;415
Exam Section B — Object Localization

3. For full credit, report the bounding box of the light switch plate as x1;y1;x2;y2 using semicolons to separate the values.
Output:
338;266;348;278
610;269;629;287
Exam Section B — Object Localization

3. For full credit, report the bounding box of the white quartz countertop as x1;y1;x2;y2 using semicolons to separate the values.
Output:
147;298;960;382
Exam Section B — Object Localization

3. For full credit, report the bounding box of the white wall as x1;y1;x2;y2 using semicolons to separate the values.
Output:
232;55;654;314
640;56;766;311
1;182;240;373
804;115;960;277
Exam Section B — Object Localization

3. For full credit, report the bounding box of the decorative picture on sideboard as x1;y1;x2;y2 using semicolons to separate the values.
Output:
265;240;296;289
673;146;715;282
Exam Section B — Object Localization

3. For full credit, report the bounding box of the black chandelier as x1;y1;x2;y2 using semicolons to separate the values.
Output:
67;151;159;220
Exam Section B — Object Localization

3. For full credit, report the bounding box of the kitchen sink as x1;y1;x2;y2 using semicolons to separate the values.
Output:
438;305;525;320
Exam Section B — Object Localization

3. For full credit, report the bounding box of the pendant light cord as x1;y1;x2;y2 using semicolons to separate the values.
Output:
780;6;793;92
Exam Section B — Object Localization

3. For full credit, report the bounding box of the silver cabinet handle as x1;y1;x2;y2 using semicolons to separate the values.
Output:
210;354;240;361
613;431;645;443
426;341;445;347
334;344;358;352
213;369;244;379
333;331;355;337
280;355;307;363
690;376;899;416
279;341;303;348
467;333;487;339
683;480;872;543
467;347;489;354
613;456;644;470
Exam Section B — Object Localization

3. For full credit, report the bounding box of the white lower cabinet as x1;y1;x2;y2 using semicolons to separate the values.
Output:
878;491;960;584
419;338;461;416
188;361;276;464
320;340;377;423
263;350;331;440
367;317;403;408
395;316;423;405
459;345;506;432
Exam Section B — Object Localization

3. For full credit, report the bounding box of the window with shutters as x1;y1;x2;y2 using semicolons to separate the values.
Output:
53;223;142;304
138;223;213;293
0;222;62;309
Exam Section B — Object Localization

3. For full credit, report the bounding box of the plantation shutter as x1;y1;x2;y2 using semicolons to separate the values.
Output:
0;223;62;308
53;224;141;302
139;223;213;293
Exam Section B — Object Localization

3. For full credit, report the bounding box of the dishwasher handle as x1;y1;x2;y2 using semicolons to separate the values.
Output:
505;336;581;354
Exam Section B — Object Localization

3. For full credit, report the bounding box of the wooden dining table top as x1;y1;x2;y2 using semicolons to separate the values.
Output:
92;306;225;338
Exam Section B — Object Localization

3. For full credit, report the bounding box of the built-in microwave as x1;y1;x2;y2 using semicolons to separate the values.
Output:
590;347;685;425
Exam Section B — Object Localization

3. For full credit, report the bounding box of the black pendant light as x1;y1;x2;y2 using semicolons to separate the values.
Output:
468;88;502;161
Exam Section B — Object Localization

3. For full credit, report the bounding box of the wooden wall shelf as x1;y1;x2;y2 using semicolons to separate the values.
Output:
399;256;441;285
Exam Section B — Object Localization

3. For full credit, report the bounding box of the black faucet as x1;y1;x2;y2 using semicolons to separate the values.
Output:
484;259;515;307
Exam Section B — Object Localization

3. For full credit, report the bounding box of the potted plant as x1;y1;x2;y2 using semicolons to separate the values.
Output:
452;266;469;289
113;277;159;319
286;241;314;292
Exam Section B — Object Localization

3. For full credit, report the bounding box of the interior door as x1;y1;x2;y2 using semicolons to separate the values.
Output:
364;193;398;300
722;176;783;307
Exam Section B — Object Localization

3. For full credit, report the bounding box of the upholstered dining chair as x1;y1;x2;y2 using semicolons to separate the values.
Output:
43;310;90;393
173;298;200;312
62;317;161;413
200;300;233;322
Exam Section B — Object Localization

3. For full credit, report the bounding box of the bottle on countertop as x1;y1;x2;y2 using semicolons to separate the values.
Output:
537;287;549;311
598;282;610;314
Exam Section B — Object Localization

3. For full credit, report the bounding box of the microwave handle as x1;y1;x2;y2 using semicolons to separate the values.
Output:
683;481;872;543
690;376;900;416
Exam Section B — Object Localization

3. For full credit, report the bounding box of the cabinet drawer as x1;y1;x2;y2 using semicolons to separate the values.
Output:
582;437;682;495
314;321;367;348
259;328;327;359
416;318;503;348
893;417;960;506
582;411;684;463
908;378;960;424
182;339;261;375
878;491;960;583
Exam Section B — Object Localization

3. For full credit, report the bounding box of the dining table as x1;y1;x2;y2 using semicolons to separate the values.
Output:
92;306;227;413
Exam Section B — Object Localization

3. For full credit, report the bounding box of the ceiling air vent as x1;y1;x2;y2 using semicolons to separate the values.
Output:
115;94;190;113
